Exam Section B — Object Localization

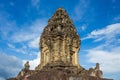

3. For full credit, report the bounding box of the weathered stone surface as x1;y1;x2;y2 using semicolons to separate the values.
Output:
28;69;68;80
36;8;81;70
28;69;103;80
8;8;112;80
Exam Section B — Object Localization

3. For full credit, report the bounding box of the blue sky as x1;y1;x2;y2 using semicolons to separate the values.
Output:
0;0;120;80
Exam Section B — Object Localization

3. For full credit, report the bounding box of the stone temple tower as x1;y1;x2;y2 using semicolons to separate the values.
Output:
8;8;105;80
35;8;81;70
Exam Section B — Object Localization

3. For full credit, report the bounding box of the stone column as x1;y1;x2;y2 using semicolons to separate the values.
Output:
75;52;78;65
72;53;75;65
48;38;52;62
53;38;58;61
40;52;43;65
46;52;48;64
66;43;70;63
66;37;71;63
62;38;66;62
58;36;62;61
44;53;46;65
42;53;44;66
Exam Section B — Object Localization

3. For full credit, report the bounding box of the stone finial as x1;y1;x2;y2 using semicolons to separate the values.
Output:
95;63;100;70
95;63;103;78
24;61;30;70
88;63;103;78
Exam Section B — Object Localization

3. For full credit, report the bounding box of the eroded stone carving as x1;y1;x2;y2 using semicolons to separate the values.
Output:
36;8;81;70
16;61;32;80
25;61;30;70
88;63;103;78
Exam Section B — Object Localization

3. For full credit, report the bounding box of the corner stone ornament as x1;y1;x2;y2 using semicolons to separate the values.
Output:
8;8;112;80
24;61;30;70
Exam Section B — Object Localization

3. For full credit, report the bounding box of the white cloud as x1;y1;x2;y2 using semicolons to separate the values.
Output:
7;43;15;49
11;19;46;43
81;25;87;31
0;51;40;79
7;19;46;53
87;47;120;73
28;37;40;48
82;23;120;74
12;33;36;42
0;53;23;79
82;23;120;43
7;43;27;54
0;13;17;39
0;11;44;79
23;52;40;70
0;77;5;80
73;0;89;21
